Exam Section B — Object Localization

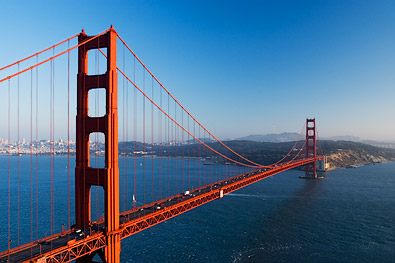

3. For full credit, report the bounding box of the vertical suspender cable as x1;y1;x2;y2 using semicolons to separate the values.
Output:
217;136;220;183
50;53;53;236
50;46;56;238
182;110;184;192
50;59;53;237
203;130;205;185
158;87;162;199
211;135;215;182
174;101;177;195
8;79;11;257
133;56;137;208
53;48;56;237
198;126;200;188
193;121;196;190
36;56;39;240
67;41;70;230
124;50;129;210
163;95;166;197
225;148;227;180
125;45;129;211
52;50;55;236
143;70;146;205
203;130;206;186
208;133;211;183
167;93;170;197
122;45;126;212
151;77;154;203
173;100;176;194
17;63;20;247
30;68;33;258
143;70;145;204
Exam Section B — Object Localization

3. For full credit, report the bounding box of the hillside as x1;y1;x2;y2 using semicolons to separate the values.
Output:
118;140;395;170
212;140;395;169
319;140;395;169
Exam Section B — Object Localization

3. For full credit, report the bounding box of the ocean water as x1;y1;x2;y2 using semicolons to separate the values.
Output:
0;157;394;262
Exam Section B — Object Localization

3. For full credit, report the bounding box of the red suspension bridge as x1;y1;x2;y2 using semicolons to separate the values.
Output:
0;27;324;263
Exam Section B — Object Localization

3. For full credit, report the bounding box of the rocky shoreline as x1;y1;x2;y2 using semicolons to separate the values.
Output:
325;149;395;170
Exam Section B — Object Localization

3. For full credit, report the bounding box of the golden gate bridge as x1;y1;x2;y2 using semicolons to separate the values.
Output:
0;26;323;263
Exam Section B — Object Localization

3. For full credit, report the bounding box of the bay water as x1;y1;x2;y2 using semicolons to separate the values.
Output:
0;156;394;262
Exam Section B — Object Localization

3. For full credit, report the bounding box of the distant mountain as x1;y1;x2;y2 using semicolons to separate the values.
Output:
236;132;300;143
322;136;395;149
324;135;361;141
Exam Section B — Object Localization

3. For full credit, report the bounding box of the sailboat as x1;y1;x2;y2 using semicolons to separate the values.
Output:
132;194;137;208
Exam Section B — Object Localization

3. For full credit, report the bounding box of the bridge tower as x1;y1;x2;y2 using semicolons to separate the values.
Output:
75;27;120;262
305;118;317;178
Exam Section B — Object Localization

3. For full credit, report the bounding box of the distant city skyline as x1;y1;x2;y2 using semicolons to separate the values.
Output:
0;0;394;141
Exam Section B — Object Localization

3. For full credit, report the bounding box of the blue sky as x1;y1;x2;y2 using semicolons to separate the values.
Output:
0;0;394;141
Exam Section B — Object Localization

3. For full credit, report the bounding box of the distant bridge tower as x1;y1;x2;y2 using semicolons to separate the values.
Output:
75;27;120;263
305;118;317;178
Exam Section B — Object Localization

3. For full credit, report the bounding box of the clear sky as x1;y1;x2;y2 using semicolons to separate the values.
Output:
0;0;394;141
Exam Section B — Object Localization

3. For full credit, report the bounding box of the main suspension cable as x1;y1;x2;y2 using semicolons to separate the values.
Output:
0;34;79;72
0;29;110;84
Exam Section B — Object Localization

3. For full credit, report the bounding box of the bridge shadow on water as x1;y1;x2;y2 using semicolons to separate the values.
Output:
232;172;325;263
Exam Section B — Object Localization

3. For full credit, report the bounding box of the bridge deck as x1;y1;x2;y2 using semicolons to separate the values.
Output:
0;157;322;263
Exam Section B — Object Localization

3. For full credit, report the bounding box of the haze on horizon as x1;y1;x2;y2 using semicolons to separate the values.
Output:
0;0;394;142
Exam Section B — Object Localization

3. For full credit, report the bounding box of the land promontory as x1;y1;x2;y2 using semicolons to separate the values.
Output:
211;140;395;170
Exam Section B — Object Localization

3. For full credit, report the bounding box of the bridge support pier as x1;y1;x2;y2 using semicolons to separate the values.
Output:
75;27;120;263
